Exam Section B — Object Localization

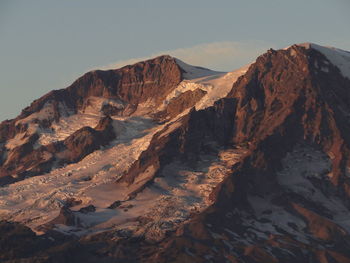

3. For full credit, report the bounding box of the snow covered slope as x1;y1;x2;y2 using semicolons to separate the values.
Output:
175;58;224;79
298;42;350;79
3;44;350;263
0;56;249;237
159;64;250;112
0;116;158;231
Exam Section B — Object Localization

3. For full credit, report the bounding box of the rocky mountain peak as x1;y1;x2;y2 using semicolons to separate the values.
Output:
2;43;350;263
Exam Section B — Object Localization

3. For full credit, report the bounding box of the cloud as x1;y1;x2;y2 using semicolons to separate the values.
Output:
101;41;274;72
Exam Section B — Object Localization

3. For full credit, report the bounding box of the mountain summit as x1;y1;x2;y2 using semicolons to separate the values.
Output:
1;43;350;263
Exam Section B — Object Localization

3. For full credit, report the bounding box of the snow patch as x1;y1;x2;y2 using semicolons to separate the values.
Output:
277;144;350;232
159;64;249;113
194;64;250;110
82;96;125;115
311;44;350;79
297;43;350;79
222;144;350;247
175;58;224;80
38;113;101;146
37;97;127;146
277;145;331;192
16;102;56;126
160;81;208;109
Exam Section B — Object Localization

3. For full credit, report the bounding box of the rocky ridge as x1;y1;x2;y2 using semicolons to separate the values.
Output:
1;43;350;262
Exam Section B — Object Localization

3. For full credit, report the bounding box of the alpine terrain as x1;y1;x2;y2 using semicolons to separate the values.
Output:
2;43;350;263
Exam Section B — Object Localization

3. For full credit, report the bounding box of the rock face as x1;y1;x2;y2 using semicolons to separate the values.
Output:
0;116;116;183
0;221;45;262
145;45;350;263
2;44;350;262
228;45;350;186
16;55;182;121
0;55;184;184
153;88;207;121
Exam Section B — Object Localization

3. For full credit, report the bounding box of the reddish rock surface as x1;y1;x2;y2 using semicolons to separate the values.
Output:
2;46;350;263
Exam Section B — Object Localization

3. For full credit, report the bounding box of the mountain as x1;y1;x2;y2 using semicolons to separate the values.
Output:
1;43;350;263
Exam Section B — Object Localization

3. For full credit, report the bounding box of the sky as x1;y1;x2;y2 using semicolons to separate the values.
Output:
0;0;349;121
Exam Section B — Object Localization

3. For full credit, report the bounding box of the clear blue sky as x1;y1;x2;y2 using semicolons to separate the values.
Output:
1;0;349;121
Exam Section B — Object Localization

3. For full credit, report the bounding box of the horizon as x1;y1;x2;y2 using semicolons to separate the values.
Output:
1;0;349;121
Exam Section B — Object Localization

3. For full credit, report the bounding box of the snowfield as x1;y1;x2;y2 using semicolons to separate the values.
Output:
0;115;246;238
0;116;158;232
0;60;249;237
237;145;350;245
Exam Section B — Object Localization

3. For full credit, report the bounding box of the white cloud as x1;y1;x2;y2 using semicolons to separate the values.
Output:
100;41;275;72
